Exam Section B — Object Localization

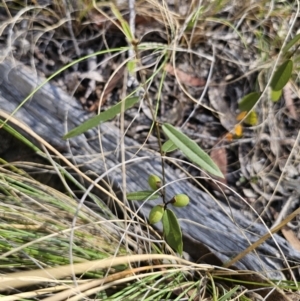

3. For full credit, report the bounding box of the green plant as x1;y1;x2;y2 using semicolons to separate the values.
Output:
65;117;223;256
0;1;223;259
60;4;224;257
123;120;223;256
64;102;224;255
236;33;300;128
2;0;300;299
127;173;190;255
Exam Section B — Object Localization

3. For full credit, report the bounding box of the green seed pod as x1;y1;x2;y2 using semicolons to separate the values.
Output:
149;205;165;224
148;174;161;191
171;194;189;207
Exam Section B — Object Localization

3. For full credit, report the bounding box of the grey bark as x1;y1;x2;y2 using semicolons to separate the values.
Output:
0;59;299;279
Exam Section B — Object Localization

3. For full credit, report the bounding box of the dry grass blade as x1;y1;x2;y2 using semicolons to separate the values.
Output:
224;206;300;270
1;254;212;290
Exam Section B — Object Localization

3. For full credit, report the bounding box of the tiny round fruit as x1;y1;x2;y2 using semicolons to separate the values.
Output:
148;174;161;191
171;194;189;207
149;205;164;224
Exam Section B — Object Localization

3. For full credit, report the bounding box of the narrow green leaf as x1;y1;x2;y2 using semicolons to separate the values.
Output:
270;88;282;102
238;92;260;112
162;123;224;178
162;209;183;255
111;4;133;40
270;60;293;91
162;140;178;153
218;286;240;301
186;6;204;30
63;97;139;139
282;33;300;55
209;274;218;301
0;119;42;153
126;191;160;201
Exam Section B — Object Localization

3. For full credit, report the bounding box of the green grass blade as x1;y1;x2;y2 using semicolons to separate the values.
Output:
127;191;160;201
0;119;41;153
218;285;240;301
111;4;133;41
2;47;128;127
63;96;139;139
162;123;224;178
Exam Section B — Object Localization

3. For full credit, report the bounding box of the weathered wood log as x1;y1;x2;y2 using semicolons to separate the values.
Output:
0;59;299;280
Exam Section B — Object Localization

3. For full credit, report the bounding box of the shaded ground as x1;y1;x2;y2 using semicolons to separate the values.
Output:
1;0;300;250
